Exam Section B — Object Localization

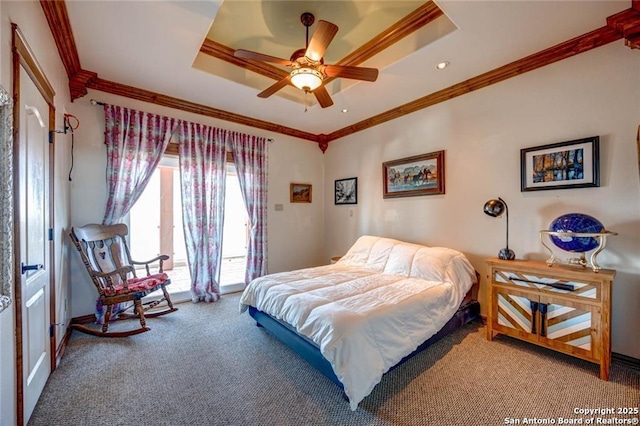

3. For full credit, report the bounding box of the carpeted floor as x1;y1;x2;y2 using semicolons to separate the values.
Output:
28;293;639;426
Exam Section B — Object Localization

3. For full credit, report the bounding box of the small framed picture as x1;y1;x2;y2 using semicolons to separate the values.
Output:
290;183;312;203
382;150;445;198
520;136;599;192
335;177;357;205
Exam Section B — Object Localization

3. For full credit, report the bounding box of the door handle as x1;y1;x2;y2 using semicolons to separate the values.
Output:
21;262;43;274
530;301;539;334
539;303;548;337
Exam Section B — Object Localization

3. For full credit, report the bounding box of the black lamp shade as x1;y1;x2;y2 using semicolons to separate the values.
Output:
483;199;505;217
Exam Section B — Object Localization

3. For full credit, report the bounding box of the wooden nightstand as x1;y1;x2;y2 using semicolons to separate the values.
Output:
485;258;615;380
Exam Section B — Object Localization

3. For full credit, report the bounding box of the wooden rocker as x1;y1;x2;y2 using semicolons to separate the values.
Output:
70;223;178;337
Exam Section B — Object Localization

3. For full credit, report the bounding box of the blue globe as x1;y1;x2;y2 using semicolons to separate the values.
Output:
549;213;604;252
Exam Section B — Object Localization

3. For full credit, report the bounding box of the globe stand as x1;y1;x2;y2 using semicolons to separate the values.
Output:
539;230;617;272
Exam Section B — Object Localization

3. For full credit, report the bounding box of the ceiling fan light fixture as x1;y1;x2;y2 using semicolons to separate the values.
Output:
233;13;376;108
290;67;323;92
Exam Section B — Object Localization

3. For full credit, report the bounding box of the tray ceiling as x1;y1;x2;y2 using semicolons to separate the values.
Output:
54;0;635;143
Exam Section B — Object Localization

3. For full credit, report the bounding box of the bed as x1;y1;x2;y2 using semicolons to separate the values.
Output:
239;235;480;410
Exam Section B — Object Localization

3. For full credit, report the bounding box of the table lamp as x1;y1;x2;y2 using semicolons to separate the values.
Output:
483;197;516;260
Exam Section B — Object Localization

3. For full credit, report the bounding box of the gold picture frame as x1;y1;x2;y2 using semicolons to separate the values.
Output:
290;183;312;203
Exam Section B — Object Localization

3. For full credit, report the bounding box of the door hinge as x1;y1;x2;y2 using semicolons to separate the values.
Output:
48;130;55;144
48;228;54;241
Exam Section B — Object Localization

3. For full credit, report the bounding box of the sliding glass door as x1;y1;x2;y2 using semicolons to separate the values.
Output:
129;156;248;301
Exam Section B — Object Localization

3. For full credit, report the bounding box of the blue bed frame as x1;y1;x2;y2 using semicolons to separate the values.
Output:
248;295;480;389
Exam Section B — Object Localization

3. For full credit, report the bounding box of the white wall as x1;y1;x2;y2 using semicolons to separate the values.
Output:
324;42;640;358
0;1;72;425
66;91;326;317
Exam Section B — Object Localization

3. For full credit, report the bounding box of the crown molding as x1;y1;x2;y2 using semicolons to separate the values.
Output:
328;1;443;69
87;77;320;142
607;7;640;49
199;39;289;82
40;1;635;152
199;1;443;88
325;24;622;142
39;0;80;76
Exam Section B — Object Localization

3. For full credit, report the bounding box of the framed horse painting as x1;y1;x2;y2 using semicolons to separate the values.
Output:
382;150;445;198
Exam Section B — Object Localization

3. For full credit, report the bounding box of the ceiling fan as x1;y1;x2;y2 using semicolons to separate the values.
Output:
234;12;379;108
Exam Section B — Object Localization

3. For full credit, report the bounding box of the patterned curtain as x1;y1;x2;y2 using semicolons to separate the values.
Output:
102;104;177;224
228;132;268;283
178;122;227;303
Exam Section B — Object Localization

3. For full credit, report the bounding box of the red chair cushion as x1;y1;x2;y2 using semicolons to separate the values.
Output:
104;273;169;296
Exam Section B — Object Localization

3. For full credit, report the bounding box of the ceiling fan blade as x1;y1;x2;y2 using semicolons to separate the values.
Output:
313;85;334;108
305;20;339;62
257;76;291;98
234;49;292;66
322;65;379;82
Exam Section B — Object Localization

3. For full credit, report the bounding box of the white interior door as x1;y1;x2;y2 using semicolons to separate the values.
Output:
19;66;51;422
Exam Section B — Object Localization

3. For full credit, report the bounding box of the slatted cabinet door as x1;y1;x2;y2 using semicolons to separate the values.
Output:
492;287;539;345
539;294;602;363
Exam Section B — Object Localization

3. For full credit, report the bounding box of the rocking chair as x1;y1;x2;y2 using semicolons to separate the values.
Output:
70;223;178;337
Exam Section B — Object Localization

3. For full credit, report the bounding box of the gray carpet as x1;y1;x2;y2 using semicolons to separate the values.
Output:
29;293;639;426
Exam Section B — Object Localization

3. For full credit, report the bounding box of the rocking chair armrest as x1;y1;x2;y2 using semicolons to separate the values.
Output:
131;254;170;274
131;254;169;266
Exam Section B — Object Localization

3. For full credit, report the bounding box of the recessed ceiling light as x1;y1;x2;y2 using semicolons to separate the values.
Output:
341;109;348;113
435;61;450;70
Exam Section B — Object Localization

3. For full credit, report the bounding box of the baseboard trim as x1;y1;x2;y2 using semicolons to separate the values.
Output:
54;327;72;369
612;352;640;370
71;314;95;325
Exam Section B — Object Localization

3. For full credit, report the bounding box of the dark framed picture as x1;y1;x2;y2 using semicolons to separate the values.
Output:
290;183;312;203
520;136;600;192
335;177;357;205
382;150;445;198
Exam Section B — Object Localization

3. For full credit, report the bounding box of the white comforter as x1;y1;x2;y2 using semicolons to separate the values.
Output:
239;236;476;410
